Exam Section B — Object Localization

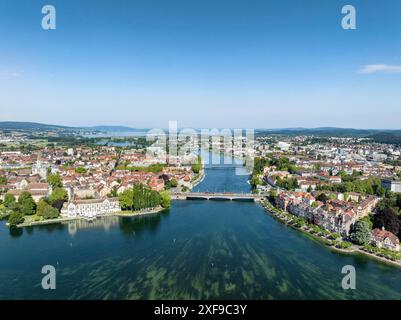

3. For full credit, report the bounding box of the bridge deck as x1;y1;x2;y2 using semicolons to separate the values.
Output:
171;192;264;201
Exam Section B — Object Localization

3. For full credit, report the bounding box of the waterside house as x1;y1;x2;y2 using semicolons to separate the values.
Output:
371;228;400;252
61;197;121;218
277;191;378;236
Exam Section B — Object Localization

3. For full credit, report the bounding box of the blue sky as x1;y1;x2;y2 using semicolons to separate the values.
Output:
0;0;400;129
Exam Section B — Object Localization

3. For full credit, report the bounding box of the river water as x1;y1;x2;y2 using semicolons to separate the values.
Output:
1;153;401;299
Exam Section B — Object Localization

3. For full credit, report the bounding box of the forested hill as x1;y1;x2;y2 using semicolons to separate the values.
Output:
0;122;140;132
0;121;71;131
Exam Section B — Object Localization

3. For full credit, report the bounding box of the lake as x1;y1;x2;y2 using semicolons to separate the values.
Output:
1;153;401;299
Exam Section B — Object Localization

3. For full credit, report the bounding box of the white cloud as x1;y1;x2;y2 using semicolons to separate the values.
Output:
359;64;401;74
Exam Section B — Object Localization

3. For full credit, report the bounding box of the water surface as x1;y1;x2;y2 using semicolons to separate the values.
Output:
1;155;401;299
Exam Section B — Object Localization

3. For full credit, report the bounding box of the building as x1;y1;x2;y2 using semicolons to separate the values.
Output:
31;160;49;180
61;197;121;218
7;183;51;202
371;228;400;252
277;142;291;151
148;178;165;192
381;179;401;193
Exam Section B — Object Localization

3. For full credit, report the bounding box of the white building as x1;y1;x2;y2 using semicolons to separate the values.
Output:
277;142;291;151
32;160;49;180
61;197;121;218
67;148;74;156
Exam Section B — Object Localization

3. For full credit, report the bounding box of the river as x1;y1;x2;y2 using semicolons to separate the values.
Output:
1;153;401;299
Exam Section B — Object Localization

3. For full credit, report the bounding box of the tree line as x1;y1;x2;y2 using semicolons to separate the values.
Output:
119;183;171;212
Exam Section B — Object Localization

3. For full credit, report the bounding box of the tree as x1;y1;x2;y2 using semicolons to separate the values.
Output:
49;187;68;204
4;193;16;209
169;178;178;188
51;199;65;212
8;212;24;226
119;189;134;211
42;206;60;220
119;184;163;212
36;199;49;216
373;207;400;235
47;173;63;188
376;186;386;198
316;193;328;204
0;175;7;185
108;186;118;198
75;167;87;174
191;156;202;174
268;189;277;204
396;194;401;209
350;220;372;245
18;191;36;216
360;214;373;229
250;175;262;188
160;191;171;209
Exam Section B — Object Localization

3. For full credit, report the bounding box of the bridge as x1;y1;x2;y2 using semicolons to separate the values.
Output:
171;192;265;201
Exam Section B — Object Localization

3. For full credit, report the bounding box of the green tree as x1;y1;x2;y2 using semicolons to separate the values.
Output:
4;193;16;209
42;205;60;220
250;175;262;188
119;184;163;212
49;187;68;204
169;178;178;188
373;207;400;235
191;156;202;174
350;220;372;245
268;189;277;204
396;194;401;209
18;191;36;216
47;173;63;188
360;214;374;229
108;186;118;198
0;175;7;185
316;193;329;203
132;183;160;210
119;189;134;211
75;167;87;174
36;199;49;216
160;191;171;208
8;212;24;226
376;186;386;198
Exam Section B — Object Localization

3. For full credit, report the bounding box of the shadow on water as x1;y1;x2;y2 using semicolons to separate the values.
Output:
118;210;171;237
9;226;23;238
30;223;66;233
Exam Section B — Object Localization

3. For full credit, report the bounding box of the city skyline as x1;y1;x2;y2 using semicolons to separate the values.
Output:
1;0;401;128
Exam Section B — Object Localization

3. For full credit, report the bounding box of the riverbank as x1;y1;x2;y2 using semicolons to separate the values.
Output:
260;199;401;268
10;206;166;228
114;206;165;217
191;169;205;189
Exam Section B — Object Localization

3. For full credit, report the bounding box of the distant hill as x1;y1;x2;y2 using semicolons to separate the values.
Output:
256;127;401;137
0;121;72;131
1;122;401;144
0;122;144;132
255;127;401;144
87;126;146;132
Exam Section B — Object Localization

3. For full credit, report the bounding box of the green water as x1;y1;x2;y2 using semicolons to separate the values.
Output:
1;159;401;299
